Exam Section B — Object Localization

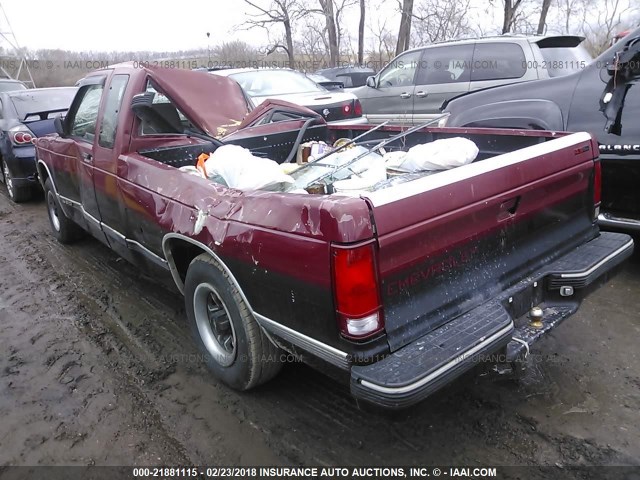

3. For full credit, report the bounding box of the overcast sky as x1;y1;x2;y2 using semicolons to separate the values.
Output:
2;0;636;53
2;0;465;53
3;0;266;52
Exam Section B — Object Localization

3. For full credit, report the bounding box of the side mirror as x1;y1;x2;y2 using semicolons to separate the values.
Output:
54;115;67;138
366;76;377;88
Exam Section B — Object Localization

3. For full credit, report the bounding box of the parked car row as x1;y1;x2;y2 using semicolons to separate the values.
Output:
2;33;639;238
352;34;592;124
441;27;640;232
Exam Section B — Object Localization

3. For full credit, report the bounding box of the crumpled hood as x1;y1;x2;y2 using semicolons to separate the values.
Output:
237;98;321;129
146;66;251;137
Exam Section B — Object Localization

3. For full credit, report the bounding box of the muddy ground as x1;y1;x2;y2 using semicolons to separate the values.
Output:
0;189;639;470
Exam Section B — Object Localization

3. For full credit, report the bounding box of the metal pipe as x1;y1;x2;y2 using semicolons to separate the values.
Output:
293;120;390;174
303;113;450;188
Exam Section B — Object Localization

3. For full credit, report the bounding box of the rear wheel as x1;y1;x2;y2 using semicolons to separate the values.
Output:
44;178;83;243
185;253;282;390
2;159;31;203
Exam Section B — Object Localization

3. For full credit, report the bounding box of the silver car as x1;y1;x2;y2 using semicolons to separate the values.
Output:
351;34;593;125
211;68;367;125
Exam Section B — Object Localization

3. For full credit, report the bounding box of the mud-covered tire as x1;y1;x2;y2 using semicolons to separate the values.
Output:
44;178;84;244
185;253;282;390
2;159;31;203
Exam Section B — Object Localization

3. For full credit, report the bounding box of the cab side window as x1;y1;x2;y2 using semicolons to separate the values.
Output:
415;45;473;85
140;80;196;135
70;84;104;142
378;50;423;87
471;43;526;81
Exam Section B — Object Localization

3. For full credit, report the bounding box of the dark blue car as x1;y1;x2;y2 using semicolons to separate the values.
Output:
0;87;77;202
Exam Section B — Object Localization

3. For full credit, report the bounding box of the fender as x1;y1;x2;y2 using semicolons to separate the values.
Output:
162;233;248;300
37;159;76;220
448;99;565;131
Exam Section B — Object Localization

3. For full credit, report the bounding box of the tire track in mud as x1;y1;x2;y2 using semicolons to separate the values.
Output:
1;193;639;469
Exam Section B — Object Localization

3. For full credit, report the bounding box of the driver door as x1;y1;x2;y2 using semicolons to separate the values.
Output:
66;80;110;245
358;49;423;125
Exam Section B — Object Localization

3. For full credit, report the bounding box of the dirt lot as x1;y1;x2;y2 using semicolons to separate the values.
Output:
1;190;639;469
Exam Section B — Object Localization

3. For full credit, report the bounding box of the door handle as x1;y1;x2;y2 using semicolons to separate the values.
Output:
399;93;412;99
415;91;428;98
82;153;93;163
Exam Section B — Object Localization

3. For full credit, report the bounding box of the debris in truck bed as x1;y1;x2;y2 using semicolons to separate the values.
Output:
202;144;296;191
292;145;385;191
385;137;479;172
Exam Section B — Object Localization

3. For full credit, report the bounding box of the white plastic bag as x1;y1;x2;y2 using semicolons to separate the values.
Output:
203;145;295;191
383;151;408;169
398;137;479;172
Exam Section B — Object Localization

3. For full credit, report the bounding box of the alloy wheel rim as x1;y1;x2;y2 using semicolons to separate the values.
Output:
193;283;237;367
3;163;14;199
47;192;61;231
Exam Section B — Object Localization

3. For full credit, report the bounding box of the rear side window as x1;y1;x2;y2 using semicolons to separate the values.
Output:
140;80;202;135
70;84;104;141
539;45;593;77
99;75;129;148
471;43;526;81
415;45;474;85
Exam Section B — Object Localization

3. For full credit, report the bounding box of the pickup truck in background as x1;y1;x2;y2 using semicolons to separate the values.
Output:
442;27;640;232
35;63;633;409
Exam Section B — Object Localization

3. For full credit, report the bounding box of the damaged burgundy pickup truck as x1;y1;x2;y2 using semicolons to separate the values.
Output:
35;64;633;409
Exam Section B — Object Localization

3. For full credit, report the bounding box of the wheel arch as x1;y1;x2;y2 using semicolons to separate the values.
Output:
450;99;565;131
37;159;54;191
161;234;253;310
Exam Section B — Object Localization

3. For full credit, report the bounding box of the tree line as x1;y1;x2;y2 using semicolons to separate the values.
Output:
1;0;637;87
241;0;638;66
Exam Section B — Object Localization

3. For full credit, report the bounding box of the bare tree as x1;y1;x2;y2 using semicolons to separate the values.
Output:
296;16;330;68
302;0;357;67
358;0;366;65
501;0;524;33
241;0;303;66
368;14;397;69
317;0;339;66
536;0;552;34
412;0;473;45
582;0;636;55
395;0;414;55
554;0;588;34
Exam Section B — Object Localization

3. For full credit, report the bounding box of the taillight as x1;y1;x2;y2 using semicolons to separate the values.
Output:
354;99;363;117
331;242;384;340
593;160;602;205
12;131;34;145
593;159;602;220
342;103;352;116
